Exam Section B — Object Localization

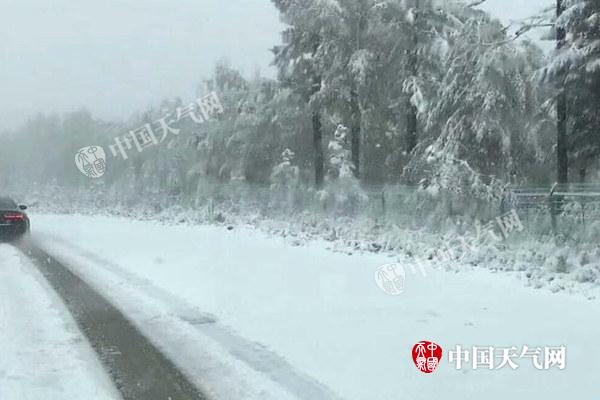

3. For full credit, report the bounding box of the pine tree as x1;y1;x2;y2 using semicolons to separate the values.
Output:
542;0;600;181
405;11;547;190
272;0;336;188
557;0;569;183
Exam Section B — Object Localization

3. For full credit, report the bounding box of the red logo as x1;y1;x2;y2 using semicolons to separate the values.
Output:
412;341;442;373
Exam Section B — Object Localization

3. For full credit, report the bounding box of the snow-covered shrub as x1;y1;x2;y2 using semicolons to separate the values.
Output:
319;125;368;215
574;266;599;283
269;148;302;211
403;143;505;225
545;249;573;274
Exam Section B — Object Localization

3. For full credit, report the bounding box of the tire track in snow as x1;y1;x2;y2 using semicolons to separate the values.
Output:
34;232;347;400
18;241;208;400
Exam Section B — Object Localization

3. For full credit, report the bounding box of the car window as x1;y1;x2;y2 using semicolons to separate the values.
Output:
0;198;17;209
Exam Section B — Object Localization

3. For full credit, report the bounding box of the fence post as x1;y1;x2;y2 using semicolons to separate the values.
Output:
549;183;558;232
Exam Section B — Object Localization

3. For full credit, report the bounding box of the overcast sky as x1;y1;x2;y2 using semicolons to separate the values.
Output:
0;0;550;131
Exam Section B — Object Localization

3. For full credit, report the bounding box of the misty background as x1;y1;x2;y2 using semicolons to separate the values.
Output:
0;0;547;130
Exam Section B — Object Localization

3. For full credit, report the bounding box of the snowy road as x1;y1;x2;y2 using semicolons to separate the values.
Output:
0;244;119;400
21;243;207;400
2;213;599;399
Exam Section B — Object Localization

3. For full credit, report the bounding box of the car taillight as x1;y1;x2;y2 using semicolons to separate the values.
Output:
4;213;25;220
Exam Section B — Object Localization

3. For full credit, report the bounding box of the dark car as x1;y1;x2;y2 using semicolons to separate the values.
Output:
0;197;30;241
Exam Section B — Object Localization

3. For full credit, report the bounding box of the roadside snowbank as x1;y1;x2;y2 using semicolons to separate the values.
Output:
18;183;600;297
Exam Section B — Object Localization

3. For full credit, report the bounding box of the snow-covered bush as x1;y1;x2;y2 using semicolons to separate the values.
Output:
402;143;505;224
269;148;302;211
319;125;368;215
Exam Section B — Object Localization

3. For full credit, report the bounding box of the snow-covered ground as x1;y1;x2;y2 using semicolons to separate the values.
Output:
26;213;600;399
0;243;120;400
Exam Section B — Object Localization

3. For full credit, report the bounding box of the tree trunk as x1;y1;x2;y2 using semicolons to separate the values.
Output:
349;9;367;179
310;70;324;188
350;87;361;178
406;0;419;154
557;0;568;184
312;110;324;188
406;101;418;153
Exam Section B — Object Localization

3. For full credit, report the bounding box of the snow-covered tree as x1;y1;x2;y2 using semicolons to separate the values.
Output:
270;148;302;208
543;0;600;179
320;124;367;213
272;0;339;187
406;13;548;191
